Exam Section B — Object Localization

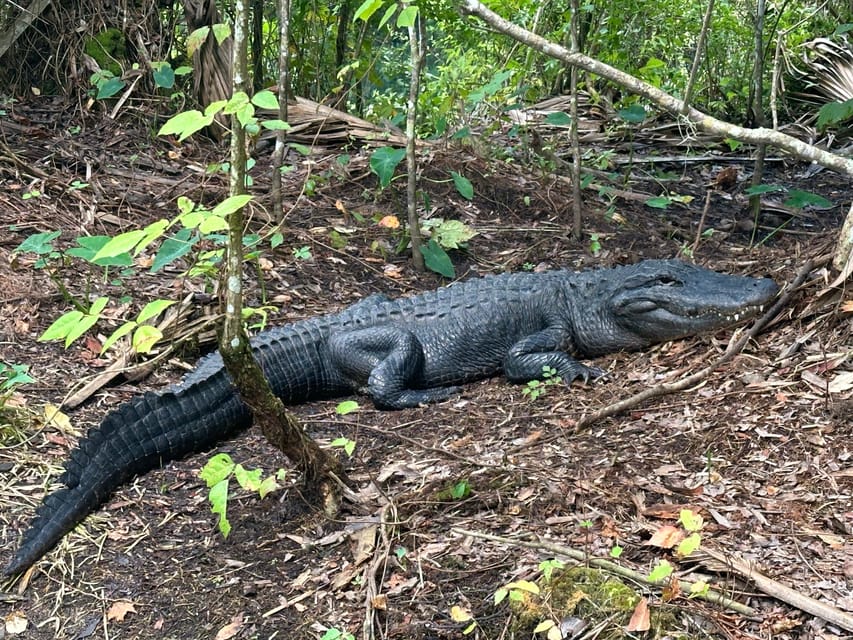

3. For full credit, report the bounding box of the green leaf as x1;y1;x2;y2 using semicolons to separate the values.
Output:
648;559;673;582
136;299;176;324
618;104;646;123
397;5;418;27
152;62;175;89
354;0;384;22
423;219;477;249
208;477;231;538
199;215;228;234
644;196;672;209
212;23;231;44
783;190;833;210
233;464;264;492
100;321;137;353
96;77;126;100
201;453;236;486
258;475;279;498
132;219;170;257
186;26;210;57
261;119;291;131
421;239;454;278
378;3;397;28
336;400;360;415
544;111;571;126
152;228;196;272
289;142;311;156
330;437;356;457
676;532;702;557
468;70;512;104
210;194;254;218
204;100;227;117
132;325;163;353
744;183;785;196
678;509;704;532
251;89;279;110
63;298;108;347
67;236;133;266
817;99;853;129
157;110;214;141
92;230;146;262
369;147;407;188
39;310;85;342
15;230;61;255
450;171;474;200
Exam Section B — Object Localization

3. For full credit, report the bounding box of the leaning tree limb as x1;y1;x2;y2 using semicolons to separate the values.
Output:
700;547;853;632
576;259;813;430
457;0;853;178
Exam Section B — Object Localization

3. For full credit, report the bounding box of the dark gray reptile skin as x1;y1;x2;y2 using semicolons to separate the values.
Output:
5;259;779;574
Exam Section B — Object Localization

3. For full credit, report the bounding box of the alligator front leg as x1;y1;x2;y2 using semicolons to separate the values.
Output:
504;327;607;384
328;328;461;409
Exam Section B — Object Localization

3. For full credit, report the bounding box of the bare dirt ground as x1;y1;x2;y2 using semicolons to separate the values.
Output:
0;98;851;640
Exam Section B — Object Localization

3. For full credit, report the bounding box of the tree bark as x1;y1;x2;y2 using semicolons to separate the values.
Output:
220;0;344;512
406;7;426;272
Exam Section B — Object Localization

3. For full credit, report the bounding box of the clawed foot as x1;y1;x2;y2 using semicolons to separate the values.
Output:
563;364;608;385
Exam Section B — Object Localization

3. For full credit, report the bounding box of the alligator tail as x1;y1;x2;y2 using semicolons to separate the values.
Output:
5;369;250;575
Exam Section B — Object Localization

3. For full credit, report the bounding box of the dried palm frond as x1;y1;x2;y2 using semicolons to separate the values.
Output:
789;37;853;105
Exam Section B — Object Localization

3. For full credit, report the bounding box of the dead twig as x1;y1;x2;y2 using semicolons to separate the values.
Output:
700;547;853;632
452;528;756;617
576;259;813;430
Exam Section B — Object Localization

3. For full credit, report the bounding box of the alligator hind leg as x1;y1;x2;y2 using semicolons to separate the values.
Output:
328;327;461;409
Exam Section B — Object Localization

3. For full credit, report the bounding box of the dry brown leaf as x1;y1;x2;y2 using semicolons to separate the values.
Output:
371;594;388;610
44;403;72;431
625;597;650;632
828;371;853;394
106;600;137;622
646;525;684;549
840;299;853;313
214;613;244;640
5;610;28;634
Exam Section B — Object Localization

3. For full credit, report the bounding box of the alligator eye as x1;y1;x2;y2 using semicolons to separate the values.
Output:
656;276;681;286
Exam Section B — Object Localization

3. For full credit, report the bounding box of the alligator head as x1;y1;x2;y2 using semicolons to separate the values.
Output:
574;259;779;355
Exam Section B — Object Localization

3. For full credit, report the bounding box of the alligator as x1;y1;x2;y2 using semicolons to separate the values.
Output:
5;259;779;575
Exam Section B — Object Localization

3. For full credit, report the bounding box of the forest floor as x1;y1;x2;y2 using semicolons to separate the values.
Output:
0;97;851;640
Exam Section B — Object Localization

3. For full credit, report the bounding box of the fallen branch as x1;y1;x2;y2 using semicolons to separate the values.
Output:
452;528;756;617
458;0;853;177
700;547;853;632
575;259;813;430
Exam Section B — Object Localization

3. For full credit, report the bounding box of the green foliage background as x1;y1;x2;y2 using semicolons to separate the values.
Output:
261;0;851;130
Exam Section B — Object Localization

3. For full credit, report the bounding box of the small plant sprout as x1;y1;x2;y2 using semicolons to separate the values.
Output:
330;437;356;458
589;233;602;256
200;453;283;538
648;558;674;583
494;579;539;606
320;629;355;640
538;558;565;582
0;363;34;405
449;605;477;635
335;400;359;415
522;365;562;401
292;245;312;260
